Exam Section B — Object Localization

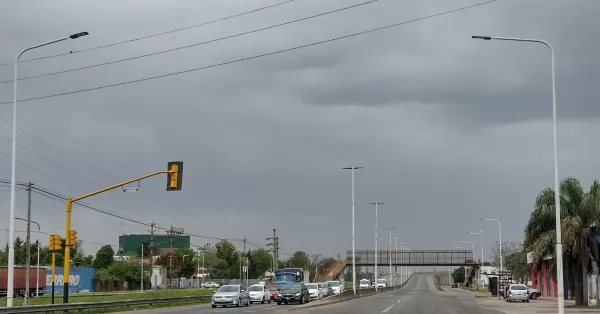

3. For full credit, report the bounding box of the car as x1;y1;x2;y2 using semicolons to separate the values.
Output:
451;283;458;288
375;279;387;288
327;281;342;295
276;283;310;305
270;285;283;301
202;281;220;289
528;287;541;299
305;283;324;300
359;279;371;289
247;284;271;304
211;284;250;308
318;282;333;297
506;284;530;303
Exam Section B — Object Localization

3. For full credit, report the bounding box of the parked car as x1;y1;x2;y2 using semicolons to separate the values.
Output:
248;284;271;304
451;283;458;288
327;280;342;295
359;279;371;289
528;287;541;299
318;282;333;297
305;283;324;300
506;284;530;303
276;283;310;305
211;284;250;308
202;281;220;289
269;286;280;301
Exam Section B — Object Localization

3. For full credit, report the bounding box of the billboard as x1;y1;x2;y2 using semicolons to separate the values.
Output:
45;267;95;293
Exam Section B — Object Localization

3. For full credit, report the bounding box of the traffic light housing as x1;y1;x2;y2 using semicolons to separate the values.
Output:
167;161;183;191
69;230;77;246
53;234;62;251
49;235;55;251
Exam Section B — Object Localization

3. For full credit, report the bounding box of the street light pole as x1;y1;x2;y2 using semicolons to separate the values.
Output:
467;231;484;289
370;202;383;292
6;31;89;308
394;237;398;286
472;35;563;314
387;228;394;286
15;217;41;302
343;166;363;295
399;243;404;284
482;218;502;271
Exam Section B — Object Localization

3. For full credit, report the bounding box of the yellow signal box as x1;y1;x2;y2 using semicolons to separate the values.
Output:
53;234;62;251
49;235;55;251
167;161;183;191
69;230;77;246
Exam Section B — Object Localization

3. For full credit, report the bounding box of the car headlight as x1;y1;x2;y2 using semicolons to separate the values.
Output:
295;292;301;297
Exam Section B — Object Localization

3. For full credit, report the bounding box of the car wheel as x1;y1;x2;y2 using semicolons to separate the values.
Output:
237;298;241;307
250;301;253;304
300;296;304;304
277;301;282;305
530;293;538;300
261;295;265;304
526;299;530;303
211;305;216;308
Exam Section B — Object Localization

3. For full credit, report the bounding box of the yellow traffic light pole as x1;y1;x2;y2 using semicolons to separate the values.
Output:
49;234;61;304
63;162;183;303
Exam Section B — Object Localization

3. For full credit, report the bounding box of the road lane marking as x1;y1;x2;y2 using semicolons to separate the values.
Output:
382;304;395;313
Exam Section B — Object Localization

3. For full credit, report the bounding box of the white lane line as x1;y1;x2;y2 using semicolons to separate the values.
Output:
382;304;395;313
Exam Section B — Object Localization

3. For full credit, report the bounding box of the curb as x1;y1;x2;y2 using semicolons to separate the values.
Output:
289;275;415;311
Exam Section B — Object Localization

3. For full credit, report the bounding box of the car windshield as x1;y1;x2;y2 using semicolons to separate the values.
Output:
248;286;263;291
511;285;527;290
377;279;386;283
360;280;369;283
282;284;301;291
328;282;340;287
217;286;240;293
306;284;318;289
318;283;327;288
273;285;283;291
275;273;298;281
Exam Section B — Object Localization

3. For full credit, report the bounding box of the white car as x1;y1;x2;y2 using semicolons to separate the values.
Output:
247;284;271;304
376;279;387;288
202;281;220;289
305;283;324;300
359;279;371;289
327;281;343;295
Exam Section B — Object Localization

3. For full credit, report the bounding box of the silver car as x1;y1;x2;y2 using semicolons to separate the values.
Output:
211;284;250;308
506;284;530;303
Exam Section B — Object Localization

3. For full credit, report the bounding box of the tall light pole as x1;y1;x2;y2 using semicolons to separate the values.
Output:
387;227;394;286
6;31;89;308
482;218;502;271
370;202;383;292
343;166;363;295
394;237;398;286
16;218;41;298
467;231;484;289
399;243;404;284
472;35;563;313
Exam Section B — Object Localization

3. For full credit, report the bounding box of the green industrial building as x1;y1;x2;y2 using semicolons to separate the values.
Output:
118;234;191;256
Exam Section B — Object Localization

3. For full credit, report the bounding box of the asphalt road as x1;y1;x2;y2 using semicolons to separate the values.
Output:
120;274;507;314
293;274;507;314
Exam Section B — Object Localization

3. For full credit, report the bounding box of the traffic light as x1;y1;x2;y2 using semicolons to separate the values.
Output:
166;161;183;191
49;235;55;251
53;234;62;251
69;230;77;246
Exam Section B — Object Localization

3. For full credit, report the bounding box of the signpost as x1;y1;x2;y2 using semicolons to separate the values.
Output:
498;270;513;299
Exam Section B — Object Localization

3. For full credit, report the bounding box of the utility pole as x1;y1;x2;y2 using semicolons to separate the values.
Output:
169;226;174;287
243;238;248;287
24;182;33;306
267;229;278;271
149;222;155;267
141;243;144;292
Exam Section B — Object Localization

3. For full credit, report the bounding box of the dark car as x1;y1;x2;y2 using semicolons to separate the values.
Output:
276;283;310;305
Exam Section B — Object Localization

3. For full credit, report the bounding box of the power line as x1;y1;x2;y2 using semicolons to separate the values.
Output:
0;0;499;106
0;0;298;66
0;0;383;85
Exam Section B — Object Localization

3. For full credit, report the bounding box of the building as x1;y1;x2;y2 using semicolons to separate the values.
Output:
118;234;191;257
527;251;558;298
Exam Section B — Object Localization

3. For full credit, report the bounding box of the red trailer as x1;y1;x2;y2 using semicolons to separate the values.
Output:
0;266;46;297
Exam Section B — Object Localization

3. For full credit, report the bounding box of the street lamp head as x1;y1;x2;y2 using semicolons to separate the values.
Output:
472;35;491;40
343;166;364;170
69;32;89;39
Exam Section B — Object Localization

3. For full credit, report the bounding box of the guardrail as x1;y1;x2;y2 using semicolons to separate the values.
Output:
0;295;210;313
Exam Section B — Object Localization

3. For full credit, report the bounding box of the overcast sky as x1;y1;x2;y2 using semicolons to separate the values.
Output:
0;0;598;264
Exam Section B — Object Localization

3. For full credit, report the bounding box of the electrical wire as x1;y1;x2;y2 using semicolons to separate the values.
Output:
0;0;299;66
0;0;499;106
0;0;383;84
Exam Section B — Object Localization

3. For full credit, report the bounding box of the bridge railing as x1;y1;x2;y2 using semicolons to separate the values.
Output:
346;249;474;265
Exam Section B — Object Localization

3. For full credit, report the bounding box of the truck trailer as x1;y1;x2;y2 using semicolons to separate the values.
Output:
0;266;46;297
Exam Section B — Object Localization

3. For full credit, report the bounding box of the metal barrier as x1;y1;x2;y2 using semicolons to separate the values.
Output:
0;295;210;313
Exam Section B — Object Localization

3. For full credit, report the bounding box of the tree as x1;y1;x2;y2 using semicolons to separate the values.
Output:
524;177;600;306
452;266;467;284
248;249;273;278
288;251;309;268
210;259;230;279
321;257;337;271
200;248;219;270
93;245;115;269
489;241;529;282
215;240;238;267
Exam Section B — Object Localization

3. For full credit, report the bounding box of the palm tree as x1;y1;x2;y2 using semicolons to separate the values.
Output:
524;177;600;305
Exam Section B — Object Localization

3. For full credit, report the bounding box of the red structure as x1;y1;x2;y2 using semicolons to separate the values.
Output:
528;252;557;297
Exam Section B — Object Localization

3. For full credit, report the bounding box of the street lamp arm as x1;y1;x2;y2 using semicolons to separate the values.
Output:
472;36;554;52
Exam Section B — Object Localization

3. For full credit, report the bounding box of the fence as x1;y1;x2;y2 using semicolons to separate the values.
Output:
168;278;262;288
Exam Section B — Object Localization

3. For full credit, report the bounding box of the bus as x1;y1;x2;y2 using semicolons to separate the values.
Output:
273;268;304;285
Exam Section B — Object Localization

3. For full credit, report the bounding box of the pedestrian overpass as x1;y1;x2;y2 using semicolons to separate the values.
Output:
346;249;479;266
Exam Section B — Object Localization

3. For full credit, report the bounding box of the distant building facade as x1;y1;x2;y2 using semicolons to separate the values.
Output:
118;234;191;257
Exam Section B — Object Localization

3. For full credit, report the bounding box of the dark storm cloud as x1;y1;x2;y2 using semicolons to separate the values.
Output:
0;0;598;262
